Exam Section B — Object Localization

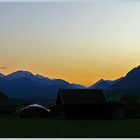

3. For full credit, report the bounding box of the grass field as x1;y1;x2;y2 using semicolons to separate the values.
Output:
0;118;140;138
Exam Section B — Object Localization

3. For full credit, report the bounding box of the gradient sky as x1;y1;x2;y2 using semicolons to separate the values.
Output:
0;1;140;86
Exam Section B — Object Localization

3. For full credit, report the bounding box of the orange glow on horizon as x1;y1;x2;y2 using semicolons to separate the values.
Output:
1;2;140;87
0;64;137;87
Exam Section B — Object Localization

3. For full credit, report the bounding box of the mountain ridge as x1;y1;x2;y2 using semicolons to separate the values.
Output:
0;70;86;99
1;65;140;99
108;65;140;90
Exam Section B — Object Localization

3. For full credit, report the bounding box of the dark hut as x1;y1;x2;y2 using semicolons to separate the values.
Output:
56;89;126;119
19;104;50;118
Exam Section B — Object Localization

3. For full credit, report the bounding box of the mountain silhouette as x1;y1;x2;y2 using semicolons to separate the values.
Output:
0;70;86;99
108;65;140;90
1;65;140;99
89;79;114;89
89;65;140;91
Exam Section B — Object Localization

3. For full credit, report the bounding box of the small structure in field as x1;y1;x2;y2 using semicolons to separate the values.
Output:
19;104;50;118
56;89;126;119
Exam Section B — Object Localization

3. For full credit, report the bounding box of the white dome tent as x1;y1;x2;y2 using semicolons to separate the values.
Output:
19;104;50;118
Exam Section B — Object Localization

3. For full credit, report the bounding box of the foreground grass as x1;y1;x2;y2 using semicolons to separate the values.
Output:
0;118;140;138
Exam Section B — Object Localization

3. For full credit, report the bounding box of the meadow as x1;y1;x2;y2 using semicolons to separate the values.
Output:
0;118;140;138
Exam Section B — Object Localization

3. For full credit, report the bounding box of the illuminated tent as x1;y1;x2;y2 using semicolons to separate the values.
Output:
19;104;50;118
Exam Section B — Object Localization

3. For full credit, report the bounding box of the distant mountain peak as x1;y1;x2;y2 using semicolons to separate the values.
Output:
53;79;70;85
0;69;86;99
6;70;34;80
12;70;33;74
89;79;114;89
93;79;105;85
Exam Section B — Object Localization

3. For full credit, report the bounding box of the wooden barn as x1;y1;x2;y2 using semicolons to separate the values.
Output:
55;89;126;119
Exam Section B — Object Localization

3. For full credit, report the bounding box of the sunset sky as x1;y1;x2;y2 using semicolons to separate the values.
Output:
0;0;140;86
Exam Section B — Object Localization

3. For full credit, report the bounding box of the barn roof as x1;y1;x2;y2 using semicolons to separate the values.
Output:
56;89;107;105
